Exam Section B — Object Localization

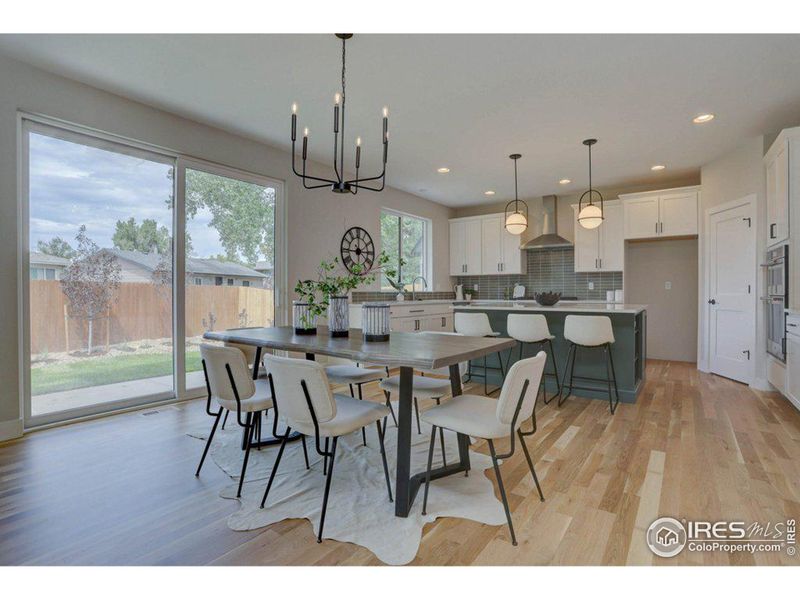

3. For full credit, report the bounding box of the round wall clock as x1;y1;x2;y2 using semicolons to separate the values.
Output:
340;227;375;273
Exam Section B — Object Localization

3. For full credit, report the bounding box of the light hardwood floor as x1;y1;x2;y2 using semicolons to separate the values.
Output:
1;360;798;565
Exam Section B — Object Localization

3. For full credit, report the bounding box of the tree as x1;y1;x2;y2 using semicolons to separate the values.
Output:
182;170;275;266
60;226;121;355
37;236;76;259
112;217;172;254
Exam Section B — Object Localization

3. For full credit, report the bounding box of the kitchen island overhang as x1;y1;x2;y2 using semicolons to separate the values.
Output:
454;303;647;404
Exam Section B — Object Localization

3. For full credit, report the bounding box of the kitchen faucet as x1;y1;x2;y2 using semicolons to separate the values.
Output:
411;276;428;301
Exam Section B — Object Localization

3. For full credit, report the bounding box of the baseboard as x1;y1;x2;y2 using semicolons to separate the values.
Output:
750;377;774;392
0;418;23;442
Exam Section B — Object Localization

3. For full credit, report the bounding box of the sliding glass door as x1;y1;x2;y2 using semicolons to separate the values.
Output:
22;118;285;426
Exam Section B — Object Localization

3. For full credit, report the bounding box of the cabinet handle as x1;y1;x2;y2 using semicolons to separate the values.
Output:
441;317;446;327
599;258;602;269
655;222;658;234
409;309;424;313
770;223;776;239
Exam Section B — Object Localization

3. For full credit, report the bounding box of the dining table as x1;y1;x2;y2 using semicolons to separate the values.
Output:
203;325;516;518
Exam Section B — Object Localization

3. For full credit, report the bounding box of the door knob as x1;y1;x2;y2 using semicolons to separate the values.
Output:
708;299;717;305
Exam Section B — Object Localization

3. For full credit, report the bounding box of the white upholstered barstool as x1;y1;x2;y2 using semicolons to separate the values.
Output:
260;355;393;543
454;312;506;395
506;313;562;420
196;344;276;498
559;315;620;414
420;352;547;546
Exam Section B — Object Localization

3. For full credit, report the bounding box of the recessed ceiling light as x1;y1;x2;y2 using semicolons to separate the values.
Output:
651;164;666;171
437;167;450;174
559;179;571;185
693;113;715;124
484;190;495;196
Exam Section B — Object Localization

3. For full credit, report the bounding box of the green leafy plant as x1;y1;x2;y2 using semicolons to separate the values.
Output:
383;257;407;293
294;251;393;328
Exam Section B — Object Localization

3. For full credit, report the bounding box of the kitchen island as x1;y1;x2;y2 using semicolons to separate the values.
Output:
454;302;647;403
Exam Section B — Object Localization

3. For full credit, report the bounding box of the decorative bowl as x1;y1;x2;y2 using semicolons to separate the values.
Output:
534;291;561;306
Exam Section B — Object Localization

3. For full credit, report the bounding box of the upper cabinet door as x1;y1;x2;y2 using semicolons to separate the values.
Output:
599;204;624;271
659;191;698;237
464;218;483;275
573;206;600;271
481;216;503;275
501;226;524;274
623;196;660;239
772;142;790;245
449;221;466;276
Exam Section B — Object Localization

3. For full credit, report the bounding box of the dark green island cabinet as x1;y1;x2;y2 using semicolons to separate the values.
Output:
453;302;647;404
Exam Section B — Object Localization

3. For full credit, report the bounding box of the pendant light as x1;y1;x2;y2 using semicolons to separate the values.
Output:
504;154;528;235
290;34;389;194
577;138;604;229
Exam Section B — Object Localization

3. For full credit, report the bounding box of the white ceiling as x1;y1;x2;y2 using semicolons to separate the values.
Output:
2;34;800;207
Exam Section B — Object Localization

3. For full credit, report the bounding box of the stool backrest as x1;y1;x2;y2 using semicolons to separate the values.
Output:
496;351;546;428
563;315;614;346
200;344;255;402
507;313;551;343
264;355;336;428
454;312;493;337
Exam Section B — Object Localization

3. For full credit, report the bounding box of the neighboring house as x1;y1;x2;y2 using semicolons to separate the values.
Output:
102;249;266;288
30;251;70;281
255;259;273;289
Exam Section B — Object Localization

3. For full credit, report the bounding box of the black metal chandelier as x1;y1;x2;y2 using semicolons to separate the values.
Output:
504;153;528;235
291;33;388;194
577;138;604;229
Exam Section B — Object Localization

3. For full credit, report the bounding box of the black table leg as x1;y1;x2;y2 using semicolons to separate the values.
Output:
245;344;301;449
394;362;473;517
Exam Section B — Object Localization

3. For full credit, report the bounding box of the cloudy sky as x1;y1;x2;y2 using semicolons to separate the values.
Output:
28;132;242;260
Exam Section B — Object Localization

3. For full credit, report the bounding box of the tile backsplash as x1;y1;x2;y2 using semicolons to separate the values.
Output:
457;247;623;301
352;290;456;303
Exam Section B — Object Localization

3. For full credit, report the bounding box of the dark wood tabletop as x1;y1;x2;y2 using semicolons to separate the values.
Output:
203;326;516;370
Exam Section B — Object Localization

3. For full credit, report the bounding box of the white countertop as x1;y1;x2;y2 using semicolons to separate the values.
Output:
456;301;647;314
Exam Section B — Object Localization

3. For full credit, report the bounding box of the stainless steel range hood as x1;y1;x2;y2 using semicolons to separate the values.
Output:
522;195;573;249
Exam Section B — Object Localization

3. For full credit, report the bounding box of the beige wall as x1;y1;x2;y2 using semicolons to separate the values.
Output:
625;239;698;362
698;136;768;386
0;54;452;430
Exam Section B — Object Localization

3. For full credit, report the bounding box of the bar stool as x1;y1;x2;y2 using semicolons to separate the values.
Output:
506;313;561;428
454;312;505;395
559;315;620;414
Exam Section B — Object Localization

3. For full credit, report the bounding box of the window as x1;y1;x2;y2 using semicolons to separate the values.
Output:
227;278;234;286
215;276;223;286
194;278;202;285
380;209;431;291
242;280;250;287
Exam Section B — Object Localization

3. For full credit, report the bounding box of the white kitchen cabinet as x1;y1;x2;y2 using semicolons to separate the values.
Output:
620;186;700;240
572;201;623;272
449;219;483;276
450;213;523;276
765;135;790;246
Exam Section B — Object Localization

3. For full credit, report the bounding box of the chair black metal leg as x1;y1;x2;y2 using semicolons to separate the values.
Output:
195;410;222;476
518;431;545;502
607;343;621;414
383;390;398;428
497;351;506;381
413;398;422;435
221;409;229;430
545;339;562;405
488;439;517;546
323;437;329;476
376;420;393;502
483;355;488;395
317;437;339;543
421;425;437;515
301;434;310;470
236;413;255;498
356;383;368;445
435;398;447;466
559;343;577;406
260;427;291;508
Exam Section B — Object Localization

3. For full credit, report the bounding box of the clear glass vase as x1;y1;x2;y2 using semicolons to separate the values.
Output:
328;296;349;338
293;300;317;335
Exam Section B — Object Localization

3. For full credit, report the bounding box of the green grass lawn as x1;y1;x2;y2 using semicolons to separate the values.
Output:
32;350;202;396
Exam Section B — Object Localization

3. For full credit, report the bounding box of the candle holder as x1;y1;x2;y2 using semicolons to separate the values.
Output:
328;296;350;338
293;300;317;335
362;302;390;342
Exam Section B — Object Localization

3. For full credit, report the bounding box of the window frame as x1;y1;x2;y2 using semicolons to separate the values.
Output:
17;111;287;429
379;207;433;292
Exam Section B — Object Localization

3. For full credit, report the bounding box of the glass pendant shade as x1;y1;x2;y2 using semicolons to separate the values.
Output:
578;203;603;229
505;211;528;235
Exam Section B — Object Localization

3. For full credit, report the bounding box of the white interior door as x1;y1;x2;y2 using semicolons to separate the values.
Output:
707;201;756;383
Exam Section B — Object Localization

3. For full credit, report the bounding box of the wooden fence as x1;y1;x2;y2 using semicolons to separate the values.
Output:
30;281;274;355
